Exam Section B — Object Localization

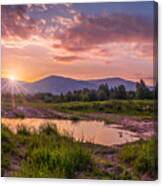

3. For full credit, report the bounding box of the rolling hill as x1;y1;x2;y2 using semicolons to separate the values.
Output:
1;75;150;95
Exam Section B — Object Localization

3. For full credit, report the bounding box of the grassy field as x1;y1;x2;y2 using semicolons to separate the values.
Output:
2;99;157;120
36;100;156;121
1;124;157;180
51;100;157;118
1;124;93;178
1;98;157;179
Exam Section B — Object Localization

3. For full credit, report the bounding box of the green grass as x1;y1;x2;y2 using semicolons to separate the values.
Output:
119;138;158;180
1;125;16;176
1;124;157;180
18;144;92;178
69;115;81;122
2;99;157;120
17;125;31;136
59;100;155;116
104;119;115;125
17;125;93;178
1;124;93;178
25;99;156;119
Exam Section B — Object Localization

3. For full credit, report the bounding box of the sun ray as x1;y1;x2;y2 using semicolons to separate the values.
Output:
9;76;16;81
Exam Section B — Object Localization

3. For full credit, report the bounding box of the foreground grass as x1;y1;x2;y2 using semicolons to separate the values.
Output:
1;124;158;180
1;124;93;178
1;125;16;176
119;138;158;180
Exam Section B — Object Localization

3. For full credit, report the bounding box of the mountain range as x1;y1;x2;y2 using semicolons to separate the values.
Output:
1;75;151;95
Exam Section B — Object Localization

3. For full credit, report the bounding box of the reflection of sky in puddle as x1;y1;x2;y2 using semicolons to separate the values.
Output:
2;118;139;147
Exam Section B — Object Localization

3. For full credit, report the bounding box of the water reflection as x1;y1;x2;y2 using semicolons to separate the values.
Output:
2;118;139;147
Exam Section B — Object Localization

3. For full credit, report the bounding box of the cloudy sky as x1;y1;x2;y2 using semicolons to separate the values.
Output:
1;2;157;85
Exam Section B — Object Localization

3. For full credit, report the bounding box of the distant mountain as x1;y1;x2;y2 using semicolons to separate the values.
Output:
27;76;96;94
1;78;30;94
1;76;96;95
1;75;152;95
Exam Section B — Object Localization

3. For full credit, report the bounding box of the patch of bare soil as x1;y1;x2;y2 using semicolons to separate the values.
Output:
93;145;121;175
118;117;157;139
2;106;71;119
4;143;27;177
77;112;157;140
2;106;157;140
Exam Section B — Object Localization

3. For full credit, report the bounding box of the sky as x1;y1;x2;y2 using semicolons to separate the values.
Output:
1;1;157;85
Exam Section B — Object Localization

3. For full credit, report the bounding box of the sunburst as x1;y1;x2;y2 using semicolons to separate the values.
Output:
9;75;16;81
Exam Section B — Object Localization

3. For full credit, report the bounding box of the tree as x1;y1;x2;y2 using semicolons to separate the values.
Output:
110;87;116;99
127;91;136;99
136;79;151;99
116;85;127;99
65;91;73;102
44;93;53;103
88;89;97;101
97;84;110;100
80;88;89;101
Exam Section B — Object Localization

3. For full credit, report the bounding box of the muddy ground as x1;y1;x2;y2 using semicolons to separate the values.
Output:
2;106;157;180
2;106;157;140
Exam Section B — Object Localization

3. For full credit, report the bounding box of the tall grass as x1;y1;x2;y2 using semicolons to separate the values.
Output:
119;138;158;180
1;123;157;180
14;124;93;178
28;100;156;119
1;125;15;176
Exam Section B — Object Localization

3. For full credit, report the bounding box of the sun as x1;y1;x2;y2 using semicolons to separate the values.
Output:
9;76;16;81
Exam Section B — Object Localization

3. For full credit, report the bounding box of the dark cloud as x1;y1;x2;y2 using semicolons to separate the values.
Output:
53;54;82;62
2;5;37;40
54;13;154;51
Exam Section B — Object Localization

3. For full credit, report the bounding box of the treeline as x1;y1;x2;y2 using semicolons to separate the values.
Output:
29;80;157;103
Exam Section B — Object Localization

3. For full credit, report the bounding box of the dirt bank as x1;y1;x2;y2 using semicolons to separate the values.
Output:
2;106;157;140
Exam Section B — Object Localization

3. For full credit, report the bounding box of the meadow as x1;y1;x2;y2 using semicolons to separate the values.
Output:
42;100;156;119
2;98;157;120
1;95;157;180
1;124;157;180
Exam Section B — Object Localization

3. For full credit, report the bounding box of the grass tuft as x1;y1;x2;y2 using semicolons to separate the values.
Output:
14;123;93;178
1;125;15;176
119;138;158;180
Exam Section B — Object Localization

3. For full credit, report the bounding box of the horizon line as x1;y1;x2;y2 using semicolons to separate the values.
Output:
1;74;154;86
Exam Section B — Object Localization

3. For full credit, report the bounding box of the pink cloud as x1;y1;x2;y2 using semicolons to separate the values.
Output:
53;13;154;52
2;5;38;40
1;4;155;84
